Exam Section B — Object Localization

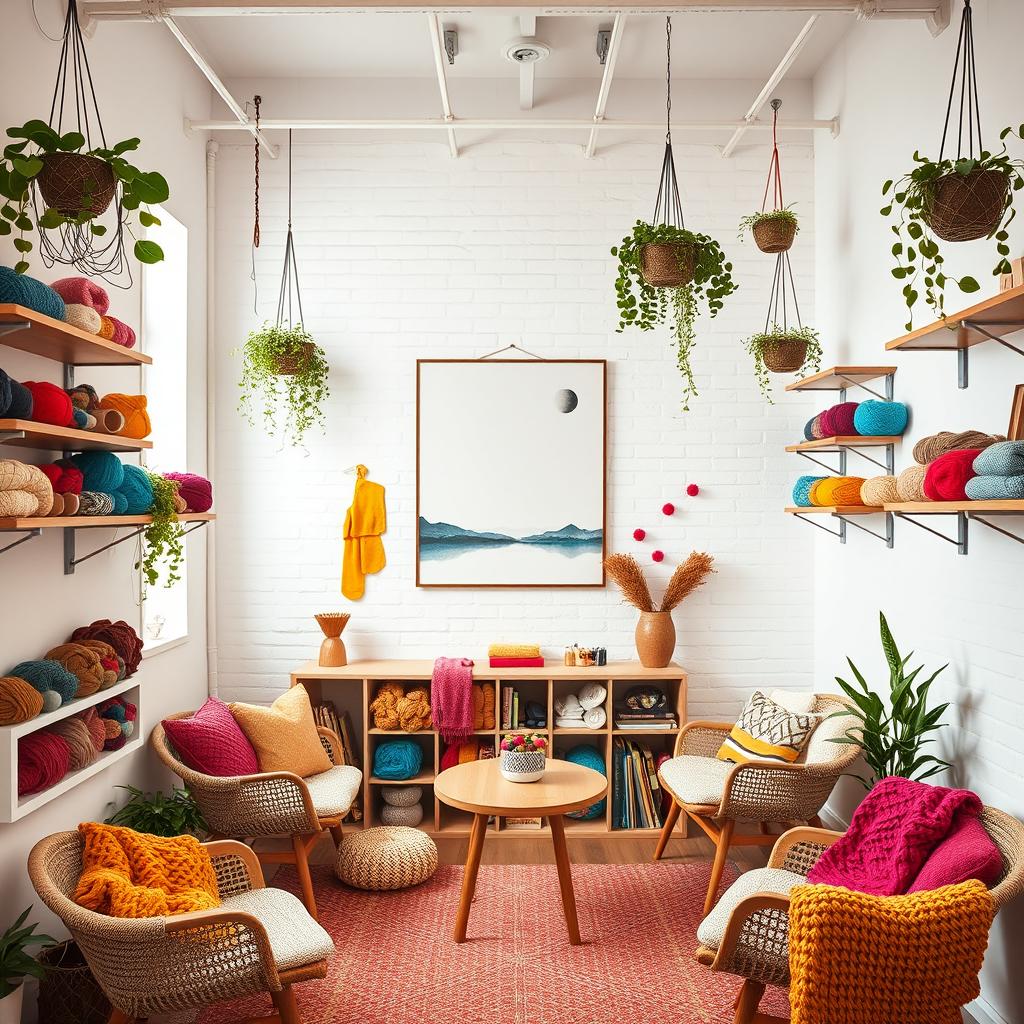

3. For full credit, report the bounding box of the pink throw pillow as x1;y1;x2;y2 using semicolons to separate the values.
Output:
162;697;260;777
908;811;1003;893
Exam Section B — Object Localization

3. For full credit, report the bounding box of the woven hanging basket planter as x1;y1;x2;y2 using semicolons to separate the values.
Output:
273;341;315;375
924;168;1009;242
760;336;809;373
36;941;111;1024
753;217;797;254
640;241;695;288
36;153;116;218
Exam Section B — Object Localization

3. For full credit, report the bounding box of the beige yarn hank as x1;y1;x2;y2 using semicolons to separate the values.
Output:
0;459;54;517
896;465;929;502
913;430;1006;466
861;476;901;507
45;718;98;770
396;686;432;732
369;682;404;730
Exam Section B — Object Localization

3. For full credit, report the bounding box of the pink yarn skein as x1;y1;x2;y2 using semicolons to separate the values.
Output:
819;401;859;437
163;472;213;512
51;277;110;316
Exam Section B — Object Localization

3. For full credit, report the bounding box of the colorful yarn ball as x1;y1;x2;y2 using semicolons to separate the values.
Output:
109;491;128;515
78;491;114;516
0;676;45;725
17;732;71;796
809;413;828;440
372;739;423;780
661;503;675;516
117;464;154;514
71;408;90;429
98;697;136;750
100;316;136;349
819;402;859;438
686;484;700;496
71;620;143;676
0;266;66;320
98;394;150;440
651;550;665;563
163;472;213;513
9;660;79;706
45;643;104;698
564;744;607;820
853;400;909;437
0;368;33;419
40;463;83;495
68;383;100;412
792;475;826;508
71;451;125;494
810;477;866;506
45;718;97;771
633;528;646;541
23;381;73;426
913;430;1004;466
923;449;981;502
64;303;102;335
79;708;106;752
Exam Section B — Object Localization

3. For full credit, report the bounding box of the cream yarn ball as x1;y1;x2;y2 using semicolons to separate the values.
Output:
380;802;424;827
382;784;423;808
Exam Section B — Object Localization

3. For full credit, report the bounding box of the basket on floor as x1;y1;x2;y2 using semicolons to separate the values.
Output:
640;242;695;288
36;940;111;1024
924;168;1008;242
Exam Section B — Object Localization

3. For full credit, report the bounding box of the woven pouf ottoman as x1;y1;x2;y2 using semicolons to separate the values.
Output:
335;825;438;891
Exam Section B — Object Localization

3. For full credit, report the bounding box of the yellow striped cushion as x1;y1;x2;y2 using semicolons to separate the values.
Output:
717;691;821;765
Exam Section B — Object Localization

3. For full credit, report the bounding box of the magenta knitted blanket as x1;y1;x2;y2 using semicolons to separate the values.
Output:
808;776;983;895
51;277;109;316
431;656;474;744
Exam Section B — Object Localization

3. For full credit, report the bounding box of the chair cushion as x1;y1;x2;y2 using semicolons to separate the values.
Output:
717;691;821;765
696;866;805;949
230;686;332;778
801;702;855;764
221;887;334;969
304;765;363;817
658;755;731;806
162;697;260;777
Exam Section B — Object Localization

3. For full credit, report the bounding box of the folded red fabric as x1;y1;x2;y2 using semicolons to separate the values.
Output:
488;657;546;667
923;448;981;501
51;277;110;316
908;810;1003;892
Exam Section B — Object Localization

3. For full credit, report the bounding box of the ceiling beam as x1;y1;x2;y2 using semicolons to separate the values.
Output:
584;13;626;160
720;13;818;158
426;14;458;158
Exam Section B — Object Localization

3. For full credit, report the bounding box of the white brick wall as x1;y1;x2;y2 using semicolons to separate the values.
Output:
213;138;817;718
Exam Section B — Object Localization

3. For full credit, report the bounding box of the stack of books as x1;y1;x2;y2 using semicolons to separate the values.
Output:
614;686;676;730
612;737;664;830
500;686;546;729
488;643;545;668
313;701;362;821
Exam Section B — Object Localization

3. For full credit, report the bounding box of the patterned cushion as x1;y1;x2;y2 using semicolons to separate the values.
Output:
231;686;333;778
221;887;334;968
657;755;731;806
717;691;821;765
162;697;260;777
304;765;363;816
696;866;804;949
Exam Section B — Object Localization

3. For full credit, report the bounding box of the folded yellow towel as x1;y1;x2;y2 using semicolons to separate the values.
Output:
487;644;541;659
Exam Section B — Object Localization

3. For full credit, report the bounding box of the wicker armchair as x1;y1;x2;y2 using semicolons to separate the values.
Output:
28;831;334;1024
694;807;1024;1024
152;715;362;919
653;695;861;916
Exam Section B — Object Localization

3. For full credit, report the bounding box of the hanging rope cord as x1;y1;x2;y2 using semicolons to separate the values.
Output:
48;0;106;148
252;94;261;248
651;17;685;229
276;129;305;329
938;0;983;161
760;102;784;213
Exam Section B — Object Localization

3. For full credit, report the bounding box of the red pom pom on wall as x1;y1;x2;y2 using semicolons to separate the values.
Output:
686;483;700;497
661;503;675;516
651;550;665;563
633;528;646;541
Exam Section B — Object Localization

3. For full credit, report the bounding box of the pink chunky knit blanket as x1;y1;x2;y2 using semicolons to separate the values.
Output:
431;656;474;744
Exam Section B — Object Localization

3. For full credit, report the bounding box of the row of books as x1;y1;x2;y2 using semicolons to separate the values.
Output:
500;686;546;729
612;737;664;830
313;701;363;822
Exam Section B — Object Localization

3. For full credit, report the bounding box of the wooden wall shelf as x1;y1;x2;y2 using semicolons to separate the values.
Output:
786;366;896;394
0;305;151;367
0;419;152;453
882;500;1024;513
786;435;901;453
0;512;215;531
785;505;877;515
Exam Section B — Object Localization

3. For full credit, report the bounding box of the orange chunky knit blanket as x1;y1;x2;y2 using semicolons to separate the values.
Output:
73;822;221;918
788;880;994;1024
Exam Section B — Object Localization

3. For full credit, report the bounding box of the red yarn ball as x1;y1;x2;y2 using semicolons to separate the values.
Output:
686;483;700;497
23;381;74;427
39;463;84;495
633;528;646;541
651;550;665;562
17;732;71;796
662;503;675;516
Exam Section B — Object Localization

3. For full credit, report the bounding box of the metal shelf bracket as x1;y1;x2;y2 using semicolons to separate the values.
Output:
968;513;1024;547
840;511;894;548
894;510;968;555
64;519;210;575
797;441;894;476
0;320;31;338
792;512;847;543
837;371;895;403
955;321;1024;389
0;528;41;556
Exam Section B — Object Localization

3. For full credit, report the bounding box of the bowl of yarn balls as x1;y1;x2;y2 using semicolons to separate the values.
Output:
379;785;425;827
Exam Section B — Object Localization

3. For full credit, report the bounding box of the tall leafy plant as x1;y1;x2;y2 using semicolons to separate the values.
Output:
105;785;207;837
0;907;54;998
830;612;951;789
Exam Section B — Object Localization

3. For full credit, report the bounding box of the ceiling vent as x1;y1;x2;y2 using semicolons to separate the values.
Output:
502;37;551;64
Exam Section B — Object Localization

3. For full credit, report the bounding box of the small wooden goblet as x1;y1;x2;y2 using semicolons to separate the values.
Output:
315;612;350;667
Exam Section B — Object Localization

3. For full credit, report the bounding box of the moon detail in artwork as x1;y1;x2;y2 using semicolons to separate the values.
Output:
555;389;579;413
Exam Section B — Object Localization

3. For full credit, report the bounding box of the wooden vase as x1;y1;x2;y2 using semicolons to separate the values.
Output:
635;611;675;668
315;612;350;667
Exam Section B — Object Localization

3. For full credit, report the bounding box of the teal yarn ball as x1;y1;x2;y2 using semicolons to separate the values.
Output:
118;464;154;514
9;660;79;705
853;400;909;437
792;475;825;507
71;451;125;493
564;744;607;820
110;491;128;515
72;408;88;428
373;740;423;780
0;266;66;320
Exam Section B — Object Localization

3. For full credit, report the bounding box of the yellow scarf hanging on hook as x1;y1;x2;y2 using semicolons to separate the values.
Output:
342;465;386;600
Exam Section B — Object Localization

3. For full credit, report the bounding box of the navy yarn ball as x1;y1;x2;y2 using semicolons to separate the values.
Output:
803;416;817;441
853;400;909;437
118;463;154;514
0;368;33;419
564;744;607;820
0;266;66;320
9;659;79;705
71;451;125;493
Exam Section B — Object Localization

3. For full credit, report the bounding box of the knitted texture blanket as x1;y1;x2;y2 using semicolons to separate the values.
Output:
807;776;983;895
73;822;220;918
965;474;1024;499
788;880;994;1024
973;440;1024;477
431;656;474;744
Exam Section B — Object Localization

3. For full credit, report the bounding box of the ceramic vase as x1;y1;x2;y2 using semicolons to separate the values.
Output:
500;749;546;783
635;611;675;668
315;612;350;667
0;984;24;1024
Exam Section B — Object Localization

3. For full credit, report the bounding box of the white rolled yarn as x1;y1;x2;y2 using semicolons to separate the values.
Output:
64;303;102;335
555;716;586;729
578;682;607;710
583;706;606;730
554;694;583;718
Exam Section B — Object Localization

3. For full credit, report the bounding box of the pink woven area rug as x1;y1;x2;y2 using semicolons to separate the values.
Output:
199;862;790;1024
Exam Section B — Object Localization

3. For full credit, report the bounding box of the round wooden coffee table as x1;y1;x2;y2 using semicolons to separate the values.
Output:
434;758;608;945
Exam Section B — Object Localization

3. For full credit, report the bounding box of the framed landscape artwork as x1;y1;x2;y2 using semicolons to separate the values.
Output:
416;359;607;587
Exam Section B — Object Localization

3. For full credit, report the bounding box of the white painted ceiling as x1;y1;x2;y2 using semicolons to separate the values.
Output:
181;11;851;81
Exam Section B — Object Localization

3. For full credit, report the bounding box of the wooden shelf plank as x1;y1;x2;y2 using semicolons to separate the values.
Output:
369;772;435;786
0;512;215;530
885;283;1024;351
612;727;680;735
0;676;140;740
0;419;152;453
786;366;897;392
0;305;151;366
785;505;878;515
786;435;901;452
883;500;1024;513
293;659;686;681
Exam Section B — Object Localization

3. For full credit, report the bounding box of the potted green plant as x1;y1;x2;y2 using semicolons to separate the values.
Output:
237;322;329;447
744;324;823;401
612;221;736;410
137;472;185;589
738;206;799;254
105;784;207;837
0;906;55;1024
0;119;168;275
828;612;951;789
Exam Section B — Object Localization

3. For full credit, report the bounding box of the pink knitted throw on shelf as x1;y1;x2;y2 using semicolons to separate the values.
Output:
808;776;984;896
431;656;474;744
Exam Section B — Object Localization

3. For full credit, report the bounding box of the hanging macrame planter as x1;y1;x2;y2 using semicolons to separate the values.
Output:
611;18;737;411
0;0;168;283
881;0;1024;328
739;99;799;254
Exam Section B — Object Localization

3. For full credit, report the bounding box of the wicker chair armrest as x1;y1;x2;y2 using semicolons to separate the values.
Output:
205;840;266;895
233;772;321;835
317;726;344;766
767;825;845;871
711;892;792;973
674;720;733;758
718;761;840;823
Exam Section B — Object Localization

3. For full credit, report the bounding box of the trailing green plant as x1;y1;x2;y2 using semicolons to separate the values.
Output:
0;120;168;274
738;205;799;241
105;784;207;837
0;906;55;998
881;127;1024;330
829;611;951;790
236;322;329;447
612;221;736;411
744;324;823;402
138;472;184;589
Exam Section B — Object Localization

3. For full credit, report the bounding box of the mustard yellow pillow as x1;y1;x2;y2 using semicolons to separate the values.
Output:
230;686;332;777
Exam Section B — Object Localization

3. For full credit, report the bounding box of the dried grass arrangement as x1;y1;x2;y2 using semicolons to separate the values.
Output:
605;551;715;612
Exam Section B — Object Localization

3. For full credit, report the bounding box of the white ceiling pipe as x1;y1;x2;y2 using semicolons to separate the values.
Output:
584;12;626;159
426;13;459;158
720;13;818;158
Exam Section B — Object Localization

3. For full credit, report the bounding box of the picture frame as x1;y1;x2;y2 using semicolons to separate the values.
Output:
416;359;607;588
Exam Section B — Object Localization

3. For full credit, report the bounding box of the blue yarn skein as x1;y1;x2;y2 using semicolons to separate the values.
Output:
792;475;826;507
803;416;818;441
565;744;607;820
0;266;66;320
9;660;79;707
110;491;128;515
0;368;33;419
853;400;909;437
71;450;125;493
372;740;423;780
117;463;154;514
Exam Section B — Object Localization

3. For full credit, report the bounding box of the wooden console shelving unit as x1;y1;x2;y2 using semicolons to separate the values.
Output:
291;660;687;840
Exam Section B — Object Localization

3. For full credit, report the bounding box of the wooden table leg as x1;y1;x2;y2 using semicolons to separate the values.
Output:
549;814;581;945
453;811;488;943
